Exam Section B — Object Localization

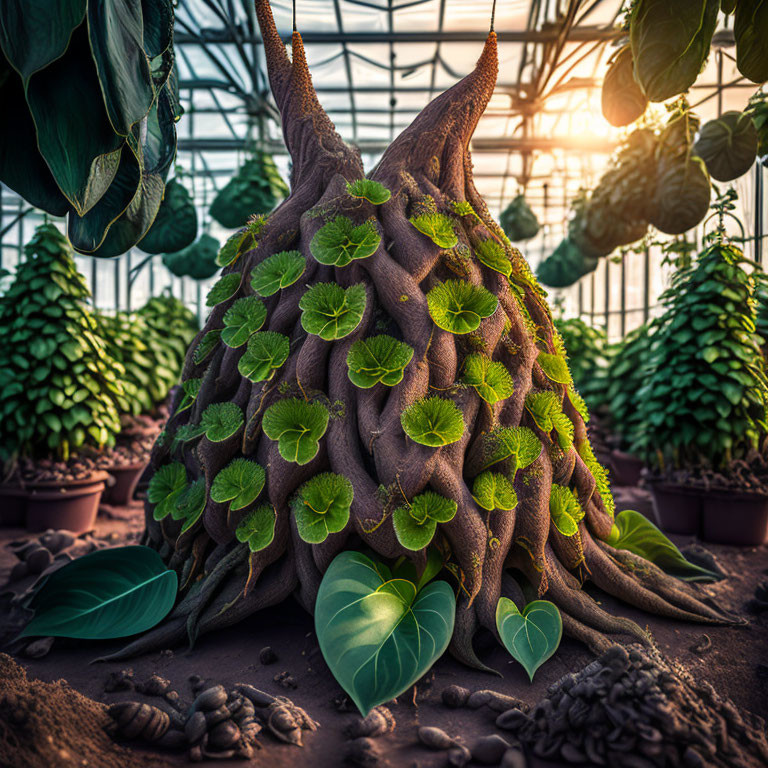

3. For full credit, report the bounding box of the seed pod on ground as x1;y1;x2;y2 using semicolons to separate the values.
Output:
185;711;207;744
238;715;263;742
236;684;276;708
23;636;54;659
496;709;533;733
140;674;172;696
155;729;188;750
447;744;472;767
345;736;379;768
193;685;228;712
205;705;231;728
418;726;454;750
267;704;303;746
346;706;395;738
442;684;470;708
472;734;511;764
108;701;170;742
25;547;54;574
208;719;240;750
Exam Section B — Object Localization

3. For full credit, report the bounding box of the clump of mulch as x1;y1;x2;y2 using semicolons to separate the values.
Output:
0;653;169;768
494;644;768;767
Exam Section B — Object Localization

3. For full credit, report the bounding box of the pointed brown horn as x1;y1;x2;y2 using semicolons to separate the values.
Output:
373;31;499;181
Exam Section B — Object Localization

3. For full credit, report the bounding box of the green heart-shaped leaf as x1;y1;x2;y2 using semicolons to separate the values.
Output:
537;352;572;384
525;392;574;452
427;280;498;335
199;402;244;443
549;484;585;537
475;239;512;277
346;179;391;205
176;478;207;532
479;426;542;478
496;598;562;681
607;509;721;582
346;335;414;388
472;472;518;511
262;398;330;465
20;546;177;639
222;296;267;348
148;462;187;520
409;213;457;249
463;354;514;404
206;273;241;307
193;330;221;364
251;250;306;296
310;216;381;267
235;505;276;552
316;551;455;716
292;472;353;544
393;491;457;550
300;282;367;341
211;458;266;512
238;331;290;382
400;396;465;447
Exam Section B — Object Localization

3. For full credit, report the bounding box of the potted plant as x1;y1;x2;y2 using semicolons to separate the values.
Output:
602;323;652;486
634;194;768;544
0;224;126;532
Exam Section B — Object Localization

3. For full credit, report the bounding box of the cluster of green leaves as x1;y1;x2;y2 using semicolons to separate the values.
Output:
499;195;540;242
210;151;288;229
634;241;768;468
148;462;206;533
0;0;181;256
162;233;220;281
401;396;465;447
346;335;414;388
137;293;199;374
311;216;381;266
525;392;574;452
601;324;653;451
315;551;455;716
292;473;353;543
629;0;766;104
98;311;181;416
553;316;608;409
0;225;126;461
139;178;198;255
427;280;498;335
393;491;457;550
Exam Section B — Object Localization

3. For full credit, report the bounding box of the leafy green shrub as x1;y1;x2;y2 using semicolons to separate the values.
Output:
602;324;652;451
0;224;125;460
210;151;288;229
634;240;768;468
137;294;199;375
553;316;608;408
0;1;180;256
98;311;181;416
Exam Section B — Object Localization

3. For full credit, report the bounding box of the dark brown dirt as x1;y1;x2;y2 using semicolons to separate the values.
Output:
1;500;767;768
0;653;171;768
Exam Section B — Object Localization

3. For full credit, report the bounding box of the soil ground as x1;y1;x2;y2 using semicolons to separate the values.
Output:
1;488;767;768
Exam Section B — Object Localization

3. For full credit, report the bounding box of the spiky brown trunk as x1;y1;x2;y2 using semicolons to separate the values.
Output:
106;0;739;664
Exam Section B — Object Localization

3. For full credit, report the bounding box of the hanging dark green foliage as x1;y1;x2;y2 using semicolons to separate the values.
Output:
629;0;719;102
747;94;768;165
138;178;198;255
634;239;768;469
210;151;289;229
162;233;220;281
536;238;599;288
0;224;126;461
734;1;768;84
499;194;540;241
601;45;649;127
0;0;180;256
694;110;758;182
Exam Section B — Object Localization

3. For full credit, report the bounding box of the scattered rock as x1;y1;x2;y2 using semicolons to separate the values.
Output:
25;547;54;574
137;674;171;696
273;670;298;689
22;636;54;659
345;736;380;767
346;706;395;738
446;744;472;767
417;726;454;750
185;711;207;744
260;646;278;665
472;734;511;764
104;668;135;693
441;684;470;708
500;748;528;768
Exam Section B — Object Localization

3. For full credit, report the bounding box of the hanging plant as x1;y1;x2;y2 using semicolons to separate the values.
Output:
734;1;768;84
499;194;540;241
0;1;180;256
601;45;649;127
0;224;126;461
536;237;599;288
210;150;289;229
138;178;198;255
162;233;220;281
694;110;758;182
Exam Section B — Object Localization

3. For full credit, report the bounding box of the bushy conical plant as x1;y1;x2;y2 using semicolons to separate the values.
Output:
113;1;736;664
0;224;125;461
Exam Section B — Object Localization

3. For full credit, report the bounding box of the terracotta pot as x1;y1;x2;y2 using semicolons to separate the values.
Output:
0;484;29;526
648;482;703;536
103;461;148;506
609;449;644;487
701;490;768;546
26;472;108;534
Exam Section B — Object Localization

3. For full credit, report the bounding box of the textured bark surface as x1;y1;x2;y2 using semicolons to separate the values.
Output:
115;0;740;665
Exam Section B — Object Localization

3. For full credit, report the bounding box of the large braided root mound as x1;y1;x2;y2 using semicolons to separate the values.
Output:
108;0;740;664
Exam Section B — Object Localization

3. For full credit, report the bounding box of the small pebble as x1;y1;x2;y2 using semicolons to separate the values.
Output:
446;744;471;767
417;726;454;750
345;736;379;767
260;646;278;665
441;684;470;708
472;734;511;764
